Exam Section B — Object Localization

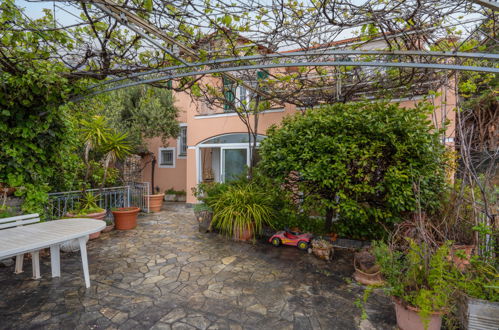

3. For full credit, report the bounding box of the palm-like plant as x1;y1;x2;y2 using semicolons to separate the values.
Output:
80;115;131;190
100;131;131;188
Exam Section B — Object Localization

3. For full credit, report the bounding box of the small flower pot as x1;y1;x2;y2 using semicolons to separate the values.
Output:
393;298;444;330
66;209;106;240
146;194;164;212
112;207;140;230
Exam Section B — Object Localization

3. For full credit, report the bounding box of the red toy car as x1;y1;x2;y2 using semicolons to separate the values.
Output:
269;228;313;250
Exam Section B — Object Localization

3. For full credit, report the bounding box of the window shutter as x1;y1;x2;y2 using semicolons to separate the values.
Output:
166;80;173;89
223;77;235;111
257;70;269;80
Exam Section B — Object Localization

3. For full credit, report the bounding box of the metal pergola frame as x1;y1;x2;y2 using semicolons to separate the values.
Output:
74;0;498;99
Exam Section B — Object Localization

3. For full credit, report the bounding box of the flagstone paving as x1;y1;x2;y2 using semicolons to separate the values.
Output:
0;203;395;329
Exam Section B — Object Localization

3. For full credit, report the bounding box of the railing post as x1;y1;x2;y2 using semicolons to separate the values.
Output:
127;185;131;208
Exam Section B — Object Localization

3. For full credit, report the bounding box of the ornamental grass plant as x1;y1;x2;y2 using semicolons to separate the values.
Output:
210;183;274;240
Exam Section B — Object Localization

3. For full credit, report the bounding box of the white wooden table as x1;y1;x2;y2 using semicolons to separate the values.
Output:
0;219;105;288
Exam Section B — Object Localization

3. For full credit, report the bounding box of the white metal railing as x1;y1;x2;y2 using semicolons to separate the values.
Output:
46;182;150;220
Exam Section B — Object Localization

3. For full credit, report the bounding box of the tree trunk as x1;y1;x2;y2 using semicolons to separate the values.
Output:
325;207;335;233
151;153;156;194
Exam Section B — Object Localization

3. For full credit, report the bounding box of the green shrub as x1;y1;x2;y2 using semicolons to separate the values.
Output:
211;184;274;239
259;101;447;239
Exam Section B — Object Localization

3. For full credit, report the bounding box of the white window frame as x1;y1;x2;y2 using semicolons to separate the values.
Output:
235;85;252;108
158;147;176;168
177;124;187;158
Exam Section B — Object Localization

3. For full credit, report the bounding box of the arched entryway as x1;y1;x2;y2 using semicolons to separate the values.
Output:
195;133;265;183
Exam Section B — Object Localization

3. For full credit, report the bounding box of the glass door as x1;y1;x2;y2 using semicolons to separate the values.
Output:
221;148;248;182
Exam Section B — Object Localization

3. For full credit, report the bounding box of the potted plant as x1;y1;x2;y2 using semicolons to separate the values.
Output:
453;223;499;329
371;240;456;330
66;193;106;239
353;249;384;286
311;238;334;261
175;190;186;202
454;258;499;329
164;188;177;202
210;184;273;241
146;186;164;212
164;188;187;202
112;206;140;230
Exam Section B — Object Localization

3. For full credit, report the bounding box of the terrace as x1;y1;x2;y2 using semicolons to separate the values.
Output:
0;204;394;329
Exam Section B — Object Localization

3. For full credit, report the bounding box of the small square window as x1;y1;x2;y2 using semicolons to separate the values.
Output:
159;148;175;168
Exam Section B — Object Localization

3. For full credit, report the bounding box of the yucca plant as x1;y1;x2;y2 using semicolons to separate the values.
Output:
211;184;274;240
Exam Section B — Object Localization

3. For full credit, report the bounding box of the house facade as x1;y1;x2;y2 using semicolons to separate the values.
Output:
142;37;458;204
142;89;457;205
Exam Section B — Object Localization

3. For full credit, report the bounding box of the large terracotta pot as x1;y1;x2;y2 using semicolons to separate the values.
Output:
66;209;106;240
146;194;164;212
394;298;443;330
112;207;140;230
233;225;253;241
353;252;384;286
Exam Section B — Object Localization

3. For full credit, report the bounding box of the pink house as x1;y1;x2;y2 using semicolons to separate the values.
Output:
142;38;457;204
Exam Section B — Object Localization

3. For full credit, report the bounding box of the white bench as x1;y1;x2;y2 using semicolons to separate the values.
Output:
0;213;41;279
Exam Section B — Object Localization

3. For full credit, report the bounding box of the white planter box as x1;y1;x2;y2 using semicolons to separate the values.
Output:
164;194;176;202
459;296;499;330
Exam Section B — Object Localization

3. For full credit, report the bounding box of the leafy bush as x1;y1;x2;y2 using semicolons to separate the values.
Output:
259;101;447;239
210;184;274;239
193;182;231;209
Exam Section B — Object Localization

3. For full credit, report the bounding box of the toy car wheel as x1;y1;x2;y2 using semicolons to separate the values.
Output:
297;240;309;251
271;237;281;247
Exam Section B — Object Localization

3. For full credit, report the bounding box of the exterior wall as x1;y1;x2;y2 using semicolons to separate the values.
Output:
144;78;457;204
141;95;189;194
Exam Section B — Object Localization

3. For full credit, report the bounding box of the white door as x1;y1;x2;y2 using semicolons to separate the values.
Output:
221;147;248;182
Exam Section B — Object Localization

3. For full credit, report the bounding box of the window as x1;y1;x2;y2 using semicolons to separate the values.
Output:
159;147;175;168
223;77;235;112
178;125;187;157
236;86;252;107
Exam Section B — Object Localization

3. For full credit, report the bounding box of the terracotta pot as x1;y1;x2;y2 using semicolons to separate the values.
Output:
313;247;333;260
112;207;140;230
233;225;253;241
102;224;114;233
353;255;384;286
449;244;474;271
394;298;444;330
66;210;106;239
146;194;164;212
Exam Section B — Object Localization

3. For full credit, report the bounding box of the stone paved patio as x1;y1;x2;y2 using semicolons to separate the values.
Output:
0;203;395;330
